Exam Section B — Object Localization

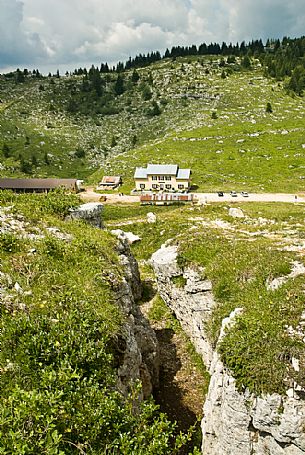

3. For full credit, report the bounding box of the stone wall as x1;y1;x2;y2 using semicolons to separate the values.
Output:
151;245;305;455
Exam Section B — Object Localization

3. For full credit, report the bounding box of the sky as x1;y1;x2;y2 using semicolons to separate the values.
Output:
1;0;304;74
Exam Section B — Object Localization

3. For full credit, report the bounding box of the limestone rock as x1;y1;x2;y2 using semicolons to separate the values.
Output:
151;245;305;455
151;245;181;279
147;212;157;223
114;237;159;398
67;202;103;228
229;207;245;218
14;282;23;294
111;229;141;244
266;261;305;291
151;245;216;368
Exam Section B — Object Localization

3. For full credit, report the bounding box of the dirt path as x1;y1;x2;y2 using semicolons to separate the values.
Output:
81;188;305;204
80;188;140;203
196;192;305;204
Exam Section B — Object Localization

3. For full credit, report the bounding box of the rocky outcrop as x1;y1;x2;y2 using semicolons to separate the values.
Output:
112;231;159;398
66;202;104;228
228;207;245;218
111;229;141;245
151;245;305;455
266;261;305;291
203;352;305;455
151;245;215;368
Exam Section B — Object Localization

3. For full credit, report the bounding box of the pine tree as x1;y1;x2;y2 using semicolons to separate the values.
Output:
131;69;140;83
241;55;251;69
266;102;273;113
142;84;152;101
110;136;117;147
114;75;125;95
147;101;161;116
16;69;25;83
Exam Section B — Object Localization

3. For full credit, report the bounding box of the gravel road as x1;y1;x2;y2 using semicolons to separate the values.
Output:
81;190;305;204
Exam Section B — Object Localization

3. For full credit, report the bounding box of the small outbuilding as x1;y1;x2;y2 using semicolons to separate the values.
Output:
96;176;122;191
0;178;80;193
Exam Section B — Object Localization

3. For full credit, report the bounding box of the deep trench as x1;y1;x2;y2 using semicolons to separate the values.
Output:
153;327;198;431
141;280;205;451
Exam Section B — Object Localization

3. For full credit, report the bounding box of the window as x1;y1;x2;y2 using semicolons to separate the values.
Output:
152;184;158;189
165;184;172;189
140;184;145;189
178;184;184;189
158;175;165;181
165;176;171;181
152;176;157;180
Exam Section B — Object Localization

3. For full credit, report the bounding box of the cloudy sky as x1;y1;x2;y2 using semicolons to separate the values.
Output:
1;0;304;73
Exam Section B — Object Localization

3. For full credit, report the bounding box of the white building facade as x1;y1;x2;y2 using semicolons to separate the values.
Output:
134;164;191;192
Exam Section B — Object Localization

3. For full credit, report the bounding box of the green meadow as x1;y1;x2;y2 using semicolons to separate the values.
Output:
105;201;305;395
92;65;305;193
1;57;305;194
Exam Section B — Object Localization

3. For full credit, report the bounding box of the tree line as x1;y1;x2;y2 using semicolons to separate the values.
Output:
4;36;305;95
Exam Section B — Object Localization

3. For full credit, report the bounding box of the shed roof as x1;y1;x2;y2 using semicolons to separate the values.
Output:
100;176;121;185
0;178;77;190
147;164;178;175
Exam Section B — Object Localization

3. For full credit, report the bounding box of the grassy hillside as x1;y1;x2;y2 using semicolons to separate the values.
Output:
0;192;201;454
0;57;223;179
2;56;305;192
92;62;305;193
104;201;305;395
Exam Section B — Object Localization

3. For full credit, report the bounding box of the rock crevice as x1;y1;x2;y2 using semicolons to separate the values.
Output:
113;232;159;399
151;245;305;455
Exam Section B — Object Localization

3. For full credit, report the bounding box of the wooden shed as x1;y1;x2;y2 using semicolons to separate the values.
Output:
96;176;122;190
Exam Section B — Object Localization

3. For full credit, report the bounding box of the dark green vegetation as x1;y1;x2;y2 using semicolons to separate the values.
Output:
0;192;198;454
105;201;305;395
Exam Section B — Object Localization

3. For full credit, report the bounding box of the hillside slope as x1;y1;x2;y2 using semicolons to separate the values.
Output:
0;192;198;454
1;57;305;192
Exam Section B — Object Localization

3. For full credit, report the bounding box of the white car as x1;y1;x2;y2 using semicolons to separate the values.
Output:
241;191;249;197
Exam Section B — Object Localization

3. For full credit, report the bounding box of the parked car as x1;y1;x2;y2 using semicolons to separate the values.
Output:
217;191;224;197
241;191;249;197
230;191;237;197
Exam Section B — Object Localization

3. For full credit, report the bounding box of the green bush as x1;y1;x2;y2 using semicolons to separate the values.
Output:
0;233;21;253
171;275;187;288
0;191;79;219
0;196;196;454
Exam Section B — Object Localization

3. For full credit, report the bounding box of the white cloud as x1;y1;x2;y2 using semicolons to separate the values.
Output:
0;0;47;66
1;0;305;72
